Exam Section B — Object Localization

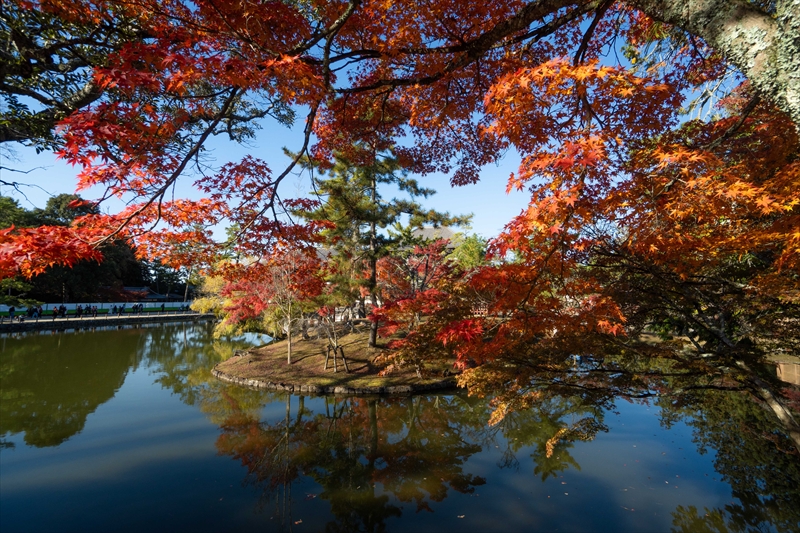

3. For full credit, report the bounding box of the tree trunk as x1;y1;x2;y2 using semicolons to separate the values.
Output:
631;0;800;128
287;300;293;365
183;266;192;302
368;400;379;463
369;291;379;347
296;396;305;425
736;360;800;453
368;174;380;347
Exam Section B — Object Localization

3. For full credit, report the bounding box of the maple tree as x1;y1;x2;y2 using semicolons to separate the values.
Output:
1;0;799;446
0;193;151;302
373;237;459;374
220;242;325;363
0;0;794;269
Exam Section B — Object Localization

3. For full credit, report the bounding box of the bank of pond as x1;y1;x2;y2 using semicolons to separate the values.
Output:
0;321;798;533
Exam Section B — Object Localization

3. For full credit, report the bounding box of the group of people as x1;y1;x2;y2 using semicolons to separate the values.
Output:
52;305;65;318
6;305;49;321
5;304;75;321
5;302;194;322
111;303;149;315
74;304;99;318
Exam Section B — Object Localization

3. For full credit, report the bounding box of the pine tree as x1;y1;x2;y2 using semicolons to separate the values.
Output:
298;149;469;347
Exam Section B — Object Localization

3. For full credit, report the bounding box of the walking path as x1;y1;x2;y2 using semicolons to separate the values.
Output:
0;311;216;333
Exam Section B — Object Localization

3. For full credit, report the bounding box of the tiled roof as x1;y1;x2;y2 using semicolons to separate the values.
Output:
411;226;456;242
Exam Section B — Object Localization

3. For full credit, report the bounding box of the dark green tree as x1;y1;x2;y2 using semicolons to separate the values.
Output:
0;4;135;148
0;196;34;227
1;193;147;302
299;149;469;346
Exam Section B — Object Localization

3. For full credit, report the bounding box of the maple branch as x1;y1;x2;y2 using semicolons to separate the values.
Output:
653;95;762;198
93;87;241;245
0;165;48;175
327;10;575;64
233;103;320;242
0;169;52;202
338;0;589;94
219;0;355;249
573;0;613;65
288;0;361;57
226;2;358;244
696;95;762;150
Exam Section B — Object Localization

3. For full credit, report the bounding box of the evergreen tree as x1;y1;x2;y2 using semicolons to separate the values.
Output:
299;149;469;346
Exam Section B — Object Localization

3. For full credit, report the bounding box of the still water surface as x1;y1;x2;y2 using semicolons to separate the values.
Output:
1;322;798;532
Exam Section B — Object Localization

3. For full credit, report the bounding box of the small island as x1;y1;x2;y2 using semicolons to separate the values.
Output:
212;327;459;395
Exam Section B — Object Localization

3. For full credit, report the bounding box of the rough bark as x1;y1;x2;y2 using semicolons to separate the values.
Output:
630;0;800;128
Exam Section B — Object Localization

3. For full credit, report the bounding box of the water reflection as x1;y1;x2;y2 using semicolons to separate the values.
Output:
660;391;800;533
215;394;489;531
491;396;607;481
0;329;139;447
209;383;799;532
1;322;798;533
0;322;264;448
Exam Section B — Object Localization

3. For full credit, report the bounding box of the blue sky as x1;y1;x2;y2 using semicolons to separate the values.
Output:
1;120;531;240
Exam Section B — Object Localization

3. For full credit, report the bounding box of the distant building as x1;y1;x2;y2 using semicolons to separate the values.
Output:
411;227;457;250
122;287;184;302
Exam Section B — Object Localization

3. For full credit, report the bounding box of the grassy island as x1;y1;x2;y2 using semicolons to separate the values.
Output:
212;327;459;395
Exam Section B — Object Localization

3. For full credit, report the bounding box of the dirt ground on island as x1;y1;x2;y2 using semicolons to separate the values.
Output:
214;326;457;390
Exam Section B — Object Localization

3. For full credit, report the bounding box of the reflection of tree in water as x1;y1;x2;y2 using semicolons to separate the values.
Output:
664;390;800;533
0;329;141;447
216;394;489;531
491;395;607;481
136;323;800;533
0;322;267;448
140;322;272;424
304;398;402;533
214;390;613;531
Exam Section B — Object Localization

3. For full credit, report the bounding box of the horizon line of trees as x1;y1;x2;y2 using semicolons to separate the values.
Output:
1;193;194;306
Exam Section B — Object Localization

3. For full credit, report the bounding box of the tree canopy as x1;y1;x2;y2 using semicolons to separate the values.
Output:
1;0;798;444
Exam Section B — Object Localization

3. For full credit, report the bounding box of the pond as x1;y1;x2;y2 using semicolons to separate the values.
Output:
1;322;798;532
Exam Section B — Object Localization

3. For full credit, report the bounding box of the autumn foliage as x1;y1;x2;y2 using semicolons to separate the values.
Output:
2;0;799;438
